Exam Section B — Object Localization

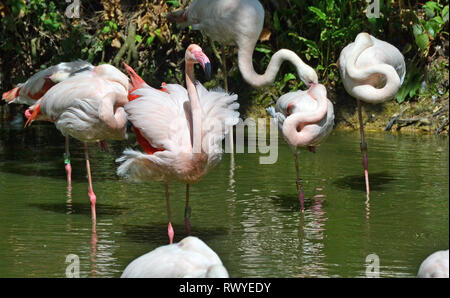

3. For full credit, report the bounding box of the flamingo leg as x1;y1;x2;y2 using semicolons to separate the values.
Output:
164;181;174;244
184;184;192;235
294;152;305;213
222;45;235;155
64;135;72;193
83;142;97;222
357;100;370;195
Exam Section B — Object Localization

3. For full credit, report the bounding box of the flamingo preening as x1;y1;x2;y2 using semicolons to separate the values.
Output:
417;249;449;278
267;83;334;212
2;60;94;189
116;44;239;244
121;236;229;278
24;64;130;222
338;32;406;195
169;0;318;89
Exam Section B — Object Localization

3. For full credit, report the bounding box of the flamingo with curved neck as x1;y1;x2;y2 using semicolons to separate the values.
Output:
267;83;334;212
339;32;406;195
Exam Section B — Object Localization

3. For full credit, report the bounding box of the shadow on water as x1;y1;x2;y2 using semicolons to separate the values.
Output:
268;193;326;213
28;202;129;217
122;223;228;245
333;171;396;191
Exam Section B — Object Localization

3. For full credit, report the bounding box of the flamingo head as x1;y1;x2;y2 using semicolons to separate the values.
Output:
186;44;212;80
299;64;319;88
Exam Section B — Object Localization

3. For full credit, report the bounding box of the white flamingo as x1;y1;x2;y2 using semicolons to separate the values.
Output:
267;83;334;212
2;60;94;188
116;44;239;244
338;32;406;195
121;236;229;278
25;64;130;222
417;249;449;278
169;0;318;88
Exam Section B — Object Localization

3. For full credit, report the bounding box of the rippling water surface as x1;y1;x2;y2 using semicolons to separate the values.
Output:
0;122;448;277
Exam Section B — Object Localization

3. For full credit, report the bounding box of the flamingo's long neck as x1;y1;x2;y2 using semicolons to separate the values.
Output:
345;33;401;103
237;42;312;88
282;85;329;147
185;62;202;154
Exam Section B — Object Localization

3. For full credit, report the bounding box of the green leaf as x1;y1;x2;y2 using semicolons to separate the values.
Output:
135;34;143;43
273;11;281;31
442;5;449;23
167;1;179;7
283;73;296;83
308;6;327;21
415;33;429;51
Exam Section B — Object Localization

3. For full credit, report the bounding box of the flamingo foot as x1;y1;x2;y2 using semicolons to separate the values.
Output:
88;188;97;222
168;222;174;244
184;206;192;235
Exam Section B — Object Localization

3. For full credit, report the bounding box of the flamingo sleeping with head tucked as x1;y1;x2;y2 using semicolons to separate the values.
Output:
25;63;130;222
338;32;406;195
121;236;229;278
116;44;240;244
267;80;334;212
2;60;94;189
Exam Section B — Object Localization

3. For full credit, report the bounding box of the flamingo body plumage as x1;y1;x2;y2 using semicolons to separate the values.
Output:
121;236;229;278
417;249;449;278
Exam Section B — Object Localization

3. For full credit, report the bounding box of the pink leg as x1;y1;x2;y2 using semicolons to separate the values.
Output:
84;142;97;222
294;153;305;213
98;140;109;152
185;184;192;235
64;135;72;191
164;182;174;244
357;100;370;195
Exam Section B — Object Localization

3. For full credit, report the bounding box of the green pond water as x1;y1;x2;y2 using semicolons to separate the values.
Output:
0;121;448;278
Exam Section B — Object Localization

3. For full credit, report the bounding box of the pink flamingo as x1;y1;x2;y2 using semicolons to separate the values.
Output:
338;32;406;195
25;64;130;222
267;83;334;212
417;249;449;278
2;60;94;189
116;44;239;244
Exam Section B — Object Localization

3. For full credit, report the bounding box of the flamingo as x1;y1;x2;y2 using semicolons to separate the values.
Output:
116;44;239;244
267;83;334;212
169;0;318;156
2;60;94;189
25;63;130;222
417;249;449;278
121;236;229;278
169;0;318;89
338;32;406;195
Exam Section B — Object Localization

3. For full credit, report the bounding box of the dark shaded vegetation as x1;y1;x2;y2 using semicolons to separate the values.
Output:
0;0;448;134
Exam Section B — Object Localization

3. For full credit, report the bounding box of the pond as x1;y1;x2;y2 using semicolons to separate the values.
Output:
0;121;448;277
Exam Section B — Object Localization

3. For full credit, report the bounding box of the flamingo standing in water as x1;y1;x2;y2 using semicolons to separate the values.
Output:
267;83;334;212
2;60;94;189
121;236;229;278
116;44;239;244
25;64;130;221
338;32;405;195
417;249;449;278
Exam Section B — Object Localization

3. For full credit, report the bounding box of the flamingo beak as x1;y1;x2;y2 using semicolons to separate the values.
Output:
193;50;212;80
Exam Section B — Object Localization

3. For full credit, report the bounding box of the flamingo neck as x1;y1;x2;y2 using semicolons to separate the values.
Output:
238;43;312;88
346;34;401;103
282;87;329;147
185;62;202;154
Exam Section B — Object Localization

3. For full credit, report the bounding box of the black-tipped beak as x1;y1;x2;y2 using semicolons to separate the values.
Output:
204;62;212;81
